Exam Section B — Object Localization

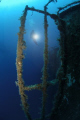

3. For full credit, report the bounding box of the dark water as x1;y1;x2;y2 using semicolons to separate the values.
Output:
0;0;76;120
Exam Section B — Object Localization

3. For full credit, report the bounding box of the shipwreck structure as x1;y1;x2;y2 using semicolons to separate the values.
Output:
16;0;80;120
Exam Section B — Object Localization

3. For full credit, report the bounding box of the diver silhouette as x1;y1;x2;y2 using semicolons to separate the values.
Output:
30;30;38;45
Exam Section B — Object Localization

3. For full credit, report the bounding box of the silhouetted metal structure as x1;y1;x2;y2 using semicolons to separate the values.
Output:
16;1;80;120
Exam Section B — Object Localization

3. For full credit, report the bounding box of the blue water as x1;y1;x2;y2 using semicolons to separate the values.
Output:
0;0;77;120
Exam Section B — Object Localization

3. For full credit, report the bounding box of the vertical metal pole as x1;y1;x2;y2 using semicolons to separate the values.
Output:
41;5;48;120
16;5;32;120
